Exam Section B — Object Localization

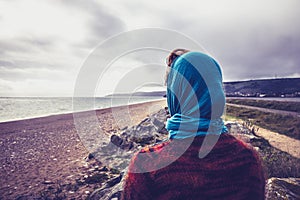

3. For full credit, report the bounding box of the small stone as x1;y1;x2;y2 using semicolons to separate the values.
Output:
43;180;54;185
100;166;109;172
106;174;122;187
88;168;95;172
120;142;134;150
84;153;95;161
110;135;123;147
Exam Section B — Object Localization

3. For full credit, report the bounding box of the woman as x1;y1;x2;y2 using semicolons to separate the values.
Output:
121;49;265;200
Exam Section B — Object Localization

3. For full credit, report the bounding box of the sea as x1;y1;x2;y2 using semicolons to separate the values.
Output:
0;96;165;123
1;96;299;123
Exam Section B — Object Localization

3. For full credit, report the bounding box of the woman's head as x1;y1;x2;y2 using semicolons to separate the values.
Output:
164;48;190;86
165;50;227;138
166;48;190;67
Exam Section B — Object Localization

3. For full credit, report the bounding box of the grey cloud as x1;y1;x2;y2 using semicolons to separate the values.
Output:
219;32;300;81
0;59;55;70
189;23;299;81
61;0;125;48
19;36;56;49
0;68;28;81
0;66;67;82
159;0;300;81
0;40;30;56
0;36;56;57
0;60;15;67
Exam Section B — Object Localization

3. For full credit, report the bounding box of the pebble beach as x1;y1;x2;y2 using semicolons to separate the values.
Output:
0;100;166;199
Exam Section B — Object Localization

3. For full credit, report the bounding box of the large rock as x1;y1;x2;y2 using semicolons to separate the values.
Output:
89;173;124;200
119;108;169;146
88;109;169;199
266;178;300;200
225;121;252;135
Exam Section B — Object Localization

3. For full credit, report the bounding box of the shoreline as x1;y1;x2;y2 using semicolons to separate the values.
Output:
0;99;166;199
0;98;166;125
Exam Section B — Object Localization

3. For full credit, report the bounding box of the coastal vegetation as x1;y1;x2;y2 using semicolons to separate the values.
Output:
226;99;300;113
248;136;300;178
225;105;300;140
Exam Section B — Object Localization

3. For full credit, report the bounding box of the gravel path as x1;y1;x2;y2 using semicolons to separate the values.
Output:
226;103;300;158
255;126;300;159
226;103;300;118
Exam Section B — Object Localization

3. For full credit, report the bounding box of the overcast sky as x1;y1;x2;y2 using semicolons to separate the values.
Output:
0;0;299;97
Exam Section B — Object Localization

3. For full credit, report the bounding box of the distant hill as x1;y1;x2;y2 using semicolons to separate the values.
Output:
106;78;300;98
106;91;166;98
224;78;300;97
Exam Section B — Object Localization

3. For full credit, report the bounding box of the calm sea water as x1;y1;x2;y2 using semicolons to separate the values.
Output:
1;96;298;123
0;97;164;123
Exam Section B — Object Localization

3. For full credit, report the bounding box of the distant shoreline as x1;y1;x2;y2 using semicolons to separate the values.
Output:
0;97;165;124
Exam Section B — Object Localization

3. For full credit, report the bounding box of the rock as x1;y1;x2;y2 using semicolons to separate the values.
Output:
106;174;123;187
84;173;109;184
158;127;169;135
151;117;165;131
124;118;157;145
110;135;123;147
266;177;300;200
89;174;124;200
85;153;95;161
150;109;168;131
110;134;134;150
120;141;134;151
89;108;170;199
225;121;252;135
250;137;271;148
99;166;109;172
88;153;95;159
42;180;54;185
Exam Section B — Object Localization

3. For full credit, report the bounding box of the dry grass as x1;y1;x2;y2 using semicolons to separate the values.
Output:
248;137;300;178
226;99;300;113
226;105;300;140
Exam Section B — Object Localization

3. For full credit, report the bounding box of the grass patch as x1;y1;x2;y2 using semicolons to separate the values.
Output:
249;137;300;178
226;99;300;113
226;105;300;140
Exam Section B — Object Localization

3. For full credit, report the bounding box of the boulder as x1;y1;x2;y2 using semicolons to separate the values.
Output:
266;178;300;199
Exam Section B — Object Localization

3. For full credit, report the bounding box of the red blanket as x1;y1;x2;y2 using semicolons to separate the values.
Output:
121;134;265;200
